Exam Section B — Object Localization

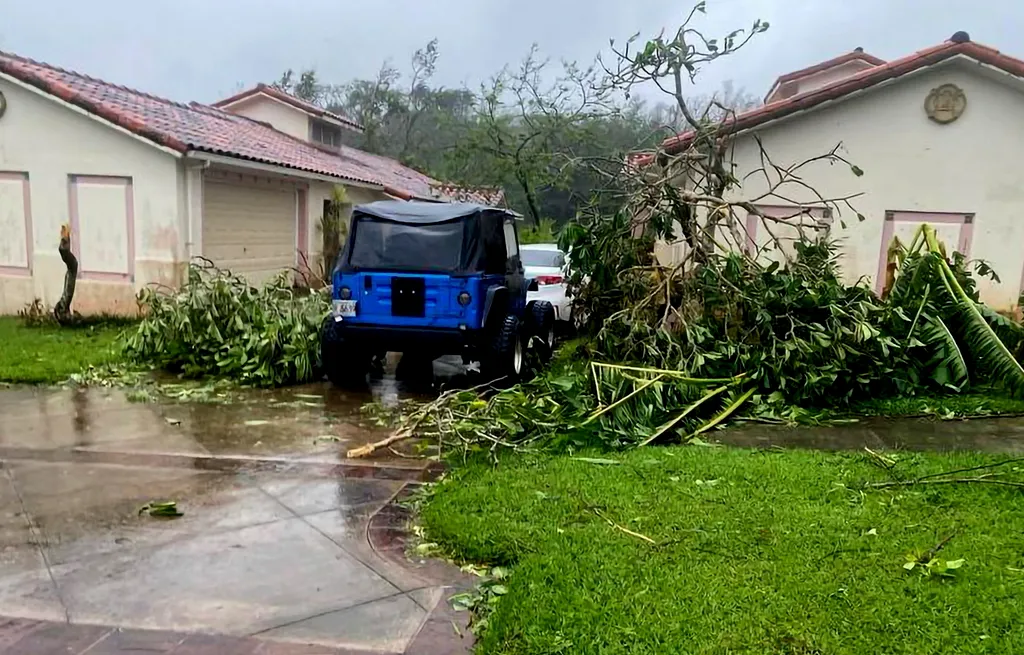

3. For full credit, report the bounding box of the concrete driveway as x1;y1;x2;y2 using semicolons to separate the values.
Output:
0;384;464;654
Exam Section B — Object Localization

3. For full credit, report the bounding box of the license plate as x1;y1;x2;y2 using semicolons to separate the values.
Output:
333;300;356;318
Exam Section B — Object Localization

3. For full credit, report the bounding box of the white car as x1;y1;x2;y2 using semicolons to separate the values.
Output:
522;243;572;324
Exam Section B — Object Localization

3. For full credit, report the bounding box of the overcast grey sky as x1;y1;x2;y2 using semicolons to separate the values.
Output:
1;0;1018;105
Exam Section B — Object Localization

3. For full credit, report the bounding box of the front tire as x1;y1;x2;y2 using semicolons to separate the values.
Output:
482;315;523;382
320;319;371;387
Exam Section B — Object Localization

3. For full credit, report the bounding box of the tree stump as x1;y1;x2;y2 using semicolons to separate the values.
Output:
53;224;78;325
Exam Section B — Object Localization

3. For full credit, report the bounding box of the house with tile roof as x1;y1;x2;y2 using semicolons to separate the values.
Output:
649;32;1024;310
0;51;469;315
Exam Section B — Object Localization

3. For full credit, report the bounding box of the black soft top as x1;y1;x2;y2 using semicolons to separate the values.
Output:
337;201;518;275
353;200;516;225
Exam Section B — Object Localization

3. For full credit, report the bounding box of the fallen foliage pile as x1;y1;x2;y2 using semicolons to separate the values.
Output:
362;225;1024;459
123;261;329;387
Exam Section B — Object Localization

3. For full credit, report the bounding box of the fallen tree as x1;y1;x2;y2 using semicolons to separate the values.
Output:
353;6;1024;460
356;227;1024;460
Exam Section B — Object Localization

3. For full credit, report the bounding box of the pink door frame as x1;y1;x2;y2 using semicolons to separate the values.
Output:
67;174;135;282
875;210;975;294
0;171;33;276
744;204;833;254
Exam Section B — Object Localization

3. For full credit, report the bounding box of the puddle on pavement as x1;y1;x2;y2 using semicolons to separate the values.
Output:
0;359;464;648
719;416;1024;453
0;354;467;466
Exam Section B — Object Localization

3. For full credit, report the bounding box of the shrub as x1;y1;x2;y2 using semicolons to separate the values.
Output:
18;298;55;327
123;262;329;387
519;219;559;245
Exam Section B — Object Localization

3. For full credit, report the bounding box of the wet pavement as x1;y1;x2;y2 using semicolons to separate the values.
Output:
7;363;1024;654
0;378;470;654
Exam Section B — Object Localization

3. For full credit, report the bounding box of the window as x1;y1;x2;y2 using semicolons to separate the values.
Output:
0;171;32;275
68;175;134;281
310;120;342;148
348;218;464;272
521;249;565;268
503;221;519;259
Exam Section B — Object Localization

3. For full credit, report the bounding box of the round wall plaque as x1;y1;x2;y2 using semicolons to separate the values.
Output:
0;90;6;119
924;84;966;124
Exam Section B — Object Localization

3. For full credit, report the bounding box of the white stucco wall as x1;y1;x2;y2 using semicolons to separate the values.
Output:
675;58;1024;310
224;95;310;141
304;182;387;276
0;76;184;315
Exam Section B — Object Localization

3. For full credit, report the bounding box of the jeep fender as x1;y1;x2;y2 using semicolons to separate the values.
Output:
483;286;509;330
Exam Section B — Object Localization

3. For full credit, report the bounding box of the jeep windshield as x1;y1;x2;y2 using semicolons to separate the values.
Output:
347;217;464;272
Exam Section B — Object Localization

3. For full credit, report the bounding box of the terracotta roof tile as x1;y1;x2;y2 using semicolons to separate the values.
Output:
0;50;442;198
212;83;364;133
641;36;1024;164
430;183;507;207
771;50;885;87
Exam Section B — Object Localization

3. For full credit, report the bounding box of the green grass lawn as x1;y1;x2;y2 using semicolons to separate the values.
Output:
422;448;1024;654
0;316;125;384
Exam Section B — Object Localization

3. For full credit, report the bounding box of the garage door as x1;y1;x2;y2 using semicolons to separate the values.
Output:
202;179;298;286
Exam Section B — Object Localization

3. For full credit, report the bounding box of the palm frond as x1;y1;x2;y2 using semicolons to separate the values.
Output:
687;387;756;440
977;303;1024;354
946;296;1024;395
639;383;731;447
917;315;969;389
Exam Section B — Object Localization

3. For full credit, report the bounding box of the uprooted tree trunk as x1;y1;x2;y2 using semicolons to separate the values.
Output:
53;224;77;325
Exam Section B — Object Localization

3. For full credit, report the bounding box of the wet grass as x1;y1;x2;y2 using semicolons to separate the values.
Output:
422;447;1024;654
0;316;125;384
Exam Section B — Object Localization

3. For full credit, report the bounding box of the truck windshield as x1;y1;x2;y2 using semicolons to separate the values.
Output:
348;218;464;271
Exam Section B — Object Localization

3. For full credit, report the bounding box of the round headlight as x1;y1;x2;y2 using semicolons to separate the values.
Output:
339;286;352;300
457;291;472;306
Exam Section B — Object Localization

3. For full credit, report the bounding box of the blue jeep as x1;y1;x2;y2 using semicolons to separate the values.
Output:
321;201;554;386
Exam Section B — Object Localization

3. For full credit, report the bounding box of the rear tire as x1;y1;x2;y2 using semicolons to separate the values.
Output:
320;319;371;387
527;300;556;351
482;315;523;382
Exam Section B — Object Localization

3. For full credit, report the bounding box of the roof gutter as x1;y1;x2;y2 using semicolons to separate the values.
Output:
185;151;384;190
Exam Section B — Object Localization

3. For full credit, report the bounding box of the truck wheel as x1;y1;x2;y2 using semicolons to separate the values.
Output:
482;315;523;382
527;300;556;350
320;319;370;387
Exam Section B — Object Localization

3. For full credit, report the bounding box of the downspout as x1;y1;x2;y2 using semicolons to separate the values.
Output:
183;160;210;261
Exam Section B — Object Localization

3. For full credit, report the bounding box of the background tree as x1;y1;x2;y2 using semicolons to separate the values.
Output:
269;30;763;227
272;69;323;103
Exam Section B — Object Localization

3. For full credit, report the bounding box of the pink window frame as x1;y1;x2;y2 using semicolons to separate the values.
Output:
744;204;833;254
875;210;974;294
67;175;135;282
0;171;33;276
